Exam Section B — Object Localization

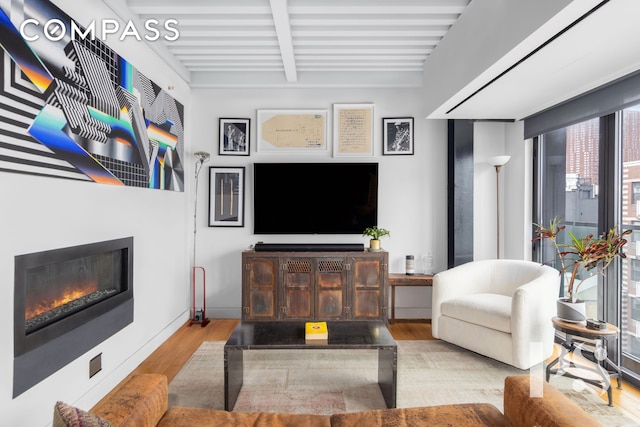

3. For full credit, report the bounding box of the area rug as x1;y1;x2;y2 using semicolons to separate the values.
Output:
168;340;638;426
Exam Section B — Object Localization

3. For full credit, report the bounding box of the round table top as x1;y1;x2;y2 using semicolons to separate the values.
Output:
551;316;619;337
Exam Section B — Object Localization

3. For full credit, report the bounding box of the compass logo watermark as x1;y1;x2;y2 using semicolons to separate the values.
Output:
19;18;179;42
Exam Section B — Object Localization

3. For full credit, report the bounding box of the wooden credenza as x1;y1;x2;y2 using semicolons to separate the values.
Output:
241;250;388;322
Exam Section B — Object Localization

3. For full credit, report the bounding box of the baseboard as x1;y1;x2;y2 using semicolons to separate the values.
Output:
390;319;432;323
394;307;432;319
209;307;242;319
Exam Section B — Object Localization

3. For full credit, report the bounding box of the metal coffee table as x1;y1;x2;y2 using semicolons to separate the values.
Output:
224;321;397;410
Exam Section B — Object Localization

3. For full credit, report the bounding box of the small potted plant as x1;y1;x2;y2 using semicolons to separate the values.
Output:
363;226;390;251
533;217;630;322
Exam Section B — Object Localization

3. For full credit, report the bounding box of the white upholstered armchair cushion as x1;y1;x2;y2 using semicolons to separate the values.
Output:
432;259;559;369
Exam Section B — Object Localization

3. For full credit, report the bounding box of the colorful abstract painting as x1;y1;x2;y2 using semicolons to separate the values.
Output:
0;0;184;191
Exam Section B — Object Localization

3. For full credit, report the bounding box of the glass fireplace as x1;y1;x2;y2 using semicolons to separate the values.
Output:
13;237;133;397
24;249;125;335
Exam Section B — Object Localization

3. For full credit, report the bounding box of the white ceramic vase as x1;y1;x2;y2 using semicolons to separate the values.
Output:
556;298;587;322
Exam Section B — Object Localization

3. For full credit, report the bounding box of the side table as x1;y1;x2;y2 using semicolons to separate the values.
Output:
388;273;433;323
546;316;621;406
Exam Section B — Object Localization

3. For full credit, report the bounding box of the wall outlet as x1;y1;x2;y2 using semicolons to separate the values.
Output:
89;353;102;378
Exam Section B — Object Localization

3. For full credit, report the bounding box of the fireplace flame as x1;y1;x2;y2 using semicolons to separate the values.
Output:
26;282;99;320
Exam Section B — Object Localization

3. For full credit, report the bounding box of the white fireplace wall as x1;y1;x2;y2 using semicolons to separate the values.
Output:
0;0;191;425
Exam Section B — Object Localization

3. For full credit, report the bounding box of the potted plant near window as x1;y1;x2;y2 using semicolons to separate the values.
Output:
363;226;390;251
533;217;630;322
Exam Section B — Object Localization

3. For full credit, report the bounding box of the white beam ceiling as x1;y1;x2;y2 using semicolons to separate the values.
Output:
113;0;470;88
108;0;640;121
270;0;296;83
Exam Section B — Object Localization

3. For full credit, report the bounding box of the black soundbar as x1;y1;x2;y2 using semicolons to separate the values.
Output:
254;243;365;252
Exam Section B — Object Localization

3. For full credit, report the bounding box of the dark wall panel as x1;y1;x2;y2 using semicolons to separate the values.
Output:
447;120;474;268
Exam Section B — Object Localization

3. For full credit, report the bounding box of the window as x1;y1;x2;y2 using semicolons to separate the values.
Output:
633;182;640;204
530;71;640;388
632;259;640;282
535;118;600;314
534;108;640;388
620;106;640;380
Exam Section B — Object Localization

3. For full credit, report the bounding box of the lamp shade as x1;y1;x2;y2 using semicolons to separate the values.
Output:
487;155;511;167
194;151;210;162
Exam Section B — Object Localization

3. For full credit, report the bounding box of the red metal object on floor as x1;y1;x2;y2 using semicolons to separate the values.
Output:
189;266;209;327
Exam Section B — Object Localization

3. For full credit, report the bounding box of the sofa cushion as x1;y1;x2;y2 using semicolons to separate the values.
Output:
159;406;331;427
330;404;511;426
91;374;168;427
440;293;512;333
504;375;602;427
53;402;116;427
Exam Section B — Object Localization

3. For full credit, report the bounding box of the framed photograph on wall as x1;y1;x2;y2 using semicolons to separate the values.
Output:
256;109;328;152
383;117;414;155
219;118;250;156
333;103;375;157
208;167;245;227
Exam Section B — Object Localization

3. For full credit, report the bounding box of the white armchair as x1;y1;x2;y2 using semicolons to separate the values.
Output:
432;259;559;370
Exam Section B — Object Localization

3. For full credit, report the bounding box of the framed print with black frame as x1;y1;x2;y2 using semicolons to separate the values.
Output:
208;166;245;227
383;117;414;155
219;118;250;156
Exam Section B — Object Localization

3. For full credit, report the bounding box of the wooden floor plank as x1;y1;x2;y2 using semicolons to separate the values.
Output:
388;320;436;340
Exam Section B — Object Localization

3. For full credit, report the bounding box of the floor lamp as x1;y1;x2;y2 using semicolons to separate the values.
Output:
190;151;210;327
487;155;511;259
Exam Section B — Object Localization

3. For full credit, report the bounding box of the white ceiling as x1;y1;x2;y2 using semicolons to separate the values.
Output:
427;0;640;120
108;0;470;88
107;0;640;120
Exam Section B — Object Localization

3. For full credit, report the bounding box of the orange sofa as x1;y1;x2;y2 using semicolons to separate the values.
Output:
53;374;601;427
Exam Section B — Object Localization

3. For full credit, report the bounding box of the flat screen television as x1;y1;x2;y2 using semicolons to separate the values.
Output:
253;162;378;234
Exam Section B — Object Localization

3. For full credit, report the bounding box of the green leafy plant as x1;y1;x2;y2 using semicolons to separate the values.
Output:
533;216;630;302
362;226;390;240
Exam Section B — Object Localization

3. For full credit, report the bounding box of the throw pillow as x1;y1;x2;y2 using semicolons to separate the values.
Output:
52;401;116;427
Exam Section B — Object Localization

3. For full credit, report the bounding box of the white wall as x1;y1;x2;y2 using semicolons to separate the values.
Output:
474;122;504;260
473;121;530;261
0;1;191;425
190;88;448;320
504;124;533;260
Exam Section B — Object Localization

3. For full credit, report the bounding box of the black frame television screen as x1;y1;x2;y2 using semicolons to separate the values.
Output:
253;162;378;234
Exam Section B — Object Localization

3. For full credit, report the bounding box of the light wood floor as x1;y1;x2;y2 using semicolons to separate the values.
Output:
93;319;640;420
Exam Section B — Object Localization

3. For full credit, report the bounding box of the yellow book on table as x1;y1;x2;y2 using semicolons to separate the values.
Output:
305;322;328;340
